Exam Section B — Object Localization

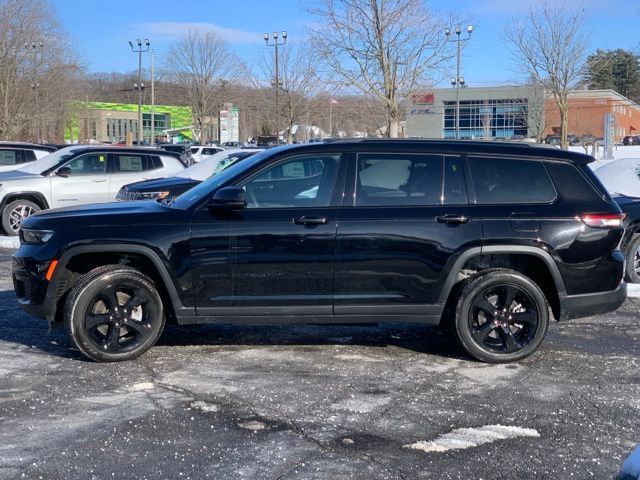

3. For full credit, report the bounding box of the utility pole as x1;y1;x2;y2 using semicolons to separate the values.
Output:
128;38;150;144
150;50;155;145
445;26;473;139
263;31;287;143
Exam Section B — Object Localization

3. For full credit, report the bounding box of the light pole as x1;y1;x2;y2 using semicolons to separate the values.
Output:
445;25;473;139
128;38;150;144
25;41;44;142
263;31;287;143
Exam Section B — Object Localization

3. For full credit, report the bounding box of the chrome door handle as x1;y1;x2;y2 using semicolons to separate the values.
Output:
435;214;470;224
292;216;328;226
92;179;107;183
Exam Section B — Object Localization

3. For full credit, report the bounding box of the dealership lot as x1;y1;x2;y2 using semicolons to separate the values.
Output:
0;248;638;479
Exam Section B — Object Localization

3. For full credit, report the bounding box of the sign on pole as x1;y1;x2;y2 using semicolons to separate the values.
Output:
603;113;615;160
219;103;239;143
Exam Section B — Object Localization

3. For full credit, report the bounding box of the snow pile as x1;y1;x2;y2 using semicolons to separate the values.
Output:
627;284;640;299
404;424;540;453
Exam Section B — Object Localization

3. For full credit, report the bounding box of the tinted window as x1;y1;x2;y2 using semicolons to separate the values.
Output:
443;156;467;204
241;154;340;208
150;155;163;169
202;148;218;155
190;147;199;154
356;154;442;206
469;157;556;204
65;153;107;175
113;154;146;172
22;150;36;163
0;149;19;165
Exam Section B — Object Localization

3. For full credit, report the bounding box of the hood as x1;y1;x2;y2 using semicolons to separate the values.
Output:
22;200;171;230
123;176;200;193
0;170;42;181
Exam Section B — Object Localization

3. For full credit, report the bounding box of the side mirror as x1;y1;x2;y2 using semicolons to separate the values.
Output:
56;166;71;177
208;186;246;210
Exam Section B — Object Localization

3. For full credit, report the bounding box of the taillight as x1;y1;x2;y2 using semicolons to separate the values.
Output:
580;213;626;228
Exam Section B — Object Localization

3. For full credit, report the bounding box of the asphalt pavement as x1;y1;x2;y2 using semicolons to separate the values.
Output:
0;248;638;479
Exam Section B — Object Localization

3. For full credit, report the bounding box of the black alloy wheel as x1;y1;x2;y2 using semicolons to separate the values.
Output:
64;265;165;362
468;284;539;354
454;269;549;363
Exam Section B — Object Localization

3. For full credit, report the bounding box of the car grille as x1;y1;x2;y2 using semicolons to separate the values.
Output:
117;190;142;201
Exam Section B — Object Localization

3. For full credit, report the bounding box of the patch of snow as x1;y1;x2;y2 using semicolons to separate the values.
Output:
238;420;266;431
127;382;154;392
0;235;20;250
190;400;218;413
627;284;640;299
592;157;640;198
404;424;540;453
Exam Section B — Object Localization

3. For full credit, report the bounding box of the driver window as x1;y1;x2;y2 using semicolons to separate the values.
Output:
64;153;108;175
240;154;341;208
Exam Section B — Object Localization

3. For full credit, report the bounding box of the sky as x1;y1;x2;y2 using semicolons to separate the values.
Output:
51;0;639;88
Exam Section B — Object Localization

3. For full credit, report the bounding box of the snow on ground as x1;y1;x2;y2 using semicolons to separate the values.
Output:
404;425;540;453
627;284;640;298
0;236;19;249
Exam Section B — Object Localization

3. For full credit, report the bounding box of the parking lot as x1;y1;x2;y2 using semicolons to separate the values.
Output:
0;248;638;479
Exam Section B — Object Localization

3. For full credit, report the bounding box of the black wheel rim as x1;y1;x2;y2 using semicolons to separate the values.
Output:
83;282;157;354
468;283;539;355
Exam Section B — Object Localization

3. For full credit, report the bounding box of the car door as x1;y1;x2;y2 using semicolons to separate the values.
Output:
49;151;110;207
108;152;157;199
190;152;345;317
334;151;482;320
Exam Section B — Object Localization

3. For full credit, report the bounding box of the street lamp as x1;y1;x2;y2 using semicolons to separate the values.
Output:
445;25;473;139
128;38;150;144
264;31;287;142
26;41;44;142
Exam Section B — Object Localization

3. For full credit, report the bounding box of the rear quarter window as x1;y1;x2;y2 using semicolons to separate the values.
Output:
545;161;612;203
468;156;556;204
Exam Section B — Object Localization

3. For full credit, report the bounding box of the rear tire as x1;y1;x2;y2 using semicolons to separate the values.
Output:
624;235;640;284
2;199;41;235
64;265;165;362
453;269;549;363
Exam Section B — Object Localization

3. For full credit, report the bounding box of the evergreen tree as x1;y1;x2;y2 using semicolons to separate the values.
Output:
585;49;640;102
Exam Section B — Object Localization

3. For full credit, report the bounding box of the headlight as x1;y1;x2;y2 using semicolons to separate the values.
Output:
138;191;170;200
20;228;54;244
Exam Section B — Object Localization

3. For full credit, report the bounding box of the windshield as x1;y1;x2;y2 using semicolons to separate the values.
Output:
175;149;254;181
171;148;280;209
18;146;81;174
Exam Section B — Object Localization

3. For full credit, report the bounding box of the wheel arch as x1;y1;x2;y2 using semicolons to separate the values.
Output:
439;245;566;321
1;192;50;211
49;244;189;324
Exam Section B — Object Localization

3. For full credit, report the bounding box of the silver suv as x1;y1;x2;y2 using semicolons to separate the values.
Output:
0;145;185;235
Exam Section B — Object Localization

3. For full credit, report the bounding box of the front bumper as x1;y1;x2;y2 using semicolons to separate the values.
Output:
12;256;63;321
559;283;627;321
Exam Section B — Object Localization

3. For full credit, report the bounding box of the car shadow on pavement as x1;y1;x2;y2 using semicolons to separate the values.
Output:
0;288;469;361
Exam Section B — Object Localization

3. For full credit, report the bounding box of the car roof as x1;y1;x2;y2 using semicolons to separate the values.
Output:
0;141;56;152
284;139;594;165
65;145;182;156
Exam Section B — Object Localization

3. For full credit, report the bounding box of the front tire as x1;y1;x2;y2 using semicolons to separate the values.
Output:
453;269;549;363
2;199;41;235
64;265;165;362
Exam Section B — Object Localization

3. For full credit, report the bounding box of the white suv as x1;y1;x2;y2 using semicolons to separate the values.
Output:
190;145;224;163
0;145;185;235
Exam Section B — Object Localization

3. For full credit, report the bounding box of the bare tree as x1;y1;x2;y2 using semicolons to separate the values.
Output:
306;0;452;138
0;0;82;141
258;42;320;143
504;0;587;150
162;29;243;143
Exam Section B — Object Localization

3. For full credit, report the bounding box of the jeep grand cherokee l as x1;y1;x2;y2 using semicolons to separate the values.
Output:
12;140;627;363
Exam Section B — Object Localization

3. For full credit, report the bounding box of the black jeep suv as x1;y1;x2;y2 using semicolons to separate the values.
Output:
12;140;627;363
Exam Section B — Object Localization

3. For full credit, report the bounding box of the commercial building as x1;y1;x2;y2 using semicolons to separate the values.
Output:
406;86;640;142
71;102;193;144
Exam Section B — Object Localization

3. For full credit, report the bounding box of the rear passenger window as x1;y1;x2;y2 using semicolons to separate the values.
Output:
22;150;36;163
149;155;163;170
0;149;18;165
114;154;145;172
468;157;556;204
356;154;442;206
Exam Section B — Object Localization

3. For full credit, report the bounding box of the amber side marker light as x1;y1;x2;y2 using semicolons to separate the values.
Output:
45;260;58;281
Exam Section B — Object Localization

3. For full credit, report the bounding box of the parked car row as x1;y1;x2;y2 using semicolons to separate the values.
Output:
11;140;628;365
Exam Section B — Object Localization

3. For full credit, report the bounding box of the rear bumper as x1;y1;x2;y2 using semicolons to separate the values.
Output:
559;283;627;320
